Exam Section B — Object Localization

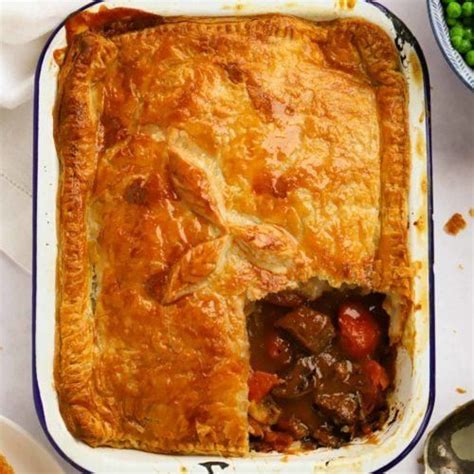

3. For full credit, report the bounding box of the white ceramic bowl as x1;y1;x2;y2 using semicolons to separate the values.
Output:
0;416;63;474
427;0;474;91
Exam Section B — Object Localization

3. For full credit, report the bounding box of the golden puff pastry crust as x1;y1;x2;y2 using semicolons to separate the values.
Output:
54;8;411;456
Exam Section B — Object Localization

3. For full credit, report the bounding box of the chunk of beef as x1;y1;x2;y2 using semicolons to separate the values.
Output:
265;330;293;366
264;290;306;308
276;416;310;440
276;306;335;355
312;424;342;448
314;392;360;426
272;356;317;399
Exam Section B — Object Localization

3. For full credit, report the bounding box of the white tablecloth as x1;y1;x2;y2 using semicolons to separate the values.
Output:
0;0;473;472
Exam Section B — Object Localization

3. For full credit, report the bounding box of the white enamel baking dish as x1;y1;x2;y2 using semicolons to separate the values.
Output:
33;0;435;472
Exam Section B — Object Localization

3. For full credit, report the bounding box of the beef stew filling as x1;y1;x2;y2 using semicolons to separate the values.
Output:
247;289;394;452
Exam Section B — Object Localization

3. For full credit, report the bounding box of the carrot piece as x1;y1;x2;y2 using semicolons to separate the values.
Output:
248;371;280;402
338;302;381;359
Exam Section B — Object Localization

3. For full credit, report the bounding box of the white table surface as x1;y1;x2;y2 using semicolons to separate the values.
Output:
1;0;473;472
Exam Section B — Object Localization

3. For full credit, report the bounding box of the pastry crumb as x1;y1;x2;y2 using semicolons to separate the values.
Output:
444;213;467;235
456;387;466;394
417;455;424;465
413;215;425;231
458;264;464;270
469;208;474;218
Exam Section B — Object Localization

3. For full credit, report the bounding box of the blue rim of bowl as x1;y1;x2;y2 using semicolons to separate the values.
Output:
32;1;435;473
427;0;474;91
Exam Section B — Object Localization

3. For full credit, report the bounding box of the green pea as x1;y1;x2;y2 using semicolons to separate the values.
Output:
463;16;473;26
457;38;472;52
465;49;474;66
447;17;461;26
464;26;473;39
462;2;473;17
450;25;465;38
447;2;463;17
451;35;464;50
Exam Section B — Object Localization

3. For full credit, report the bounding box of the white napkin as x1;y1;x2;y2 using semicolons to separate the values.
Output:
0;0;85;273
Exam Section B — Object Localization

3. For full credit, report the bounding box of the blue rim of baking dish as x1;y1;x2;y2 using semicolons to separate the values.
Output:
32;6;102;474
427;0;474;91
362;0;437;461
32;1;436;472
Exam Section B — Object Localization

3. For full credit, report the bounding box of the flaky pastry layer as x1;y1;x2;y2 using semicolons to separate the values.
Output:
54;10;411;456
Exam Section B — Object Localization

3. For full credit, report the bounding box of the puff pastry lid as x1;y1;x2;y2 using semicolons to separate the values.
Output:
54;11;410;456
